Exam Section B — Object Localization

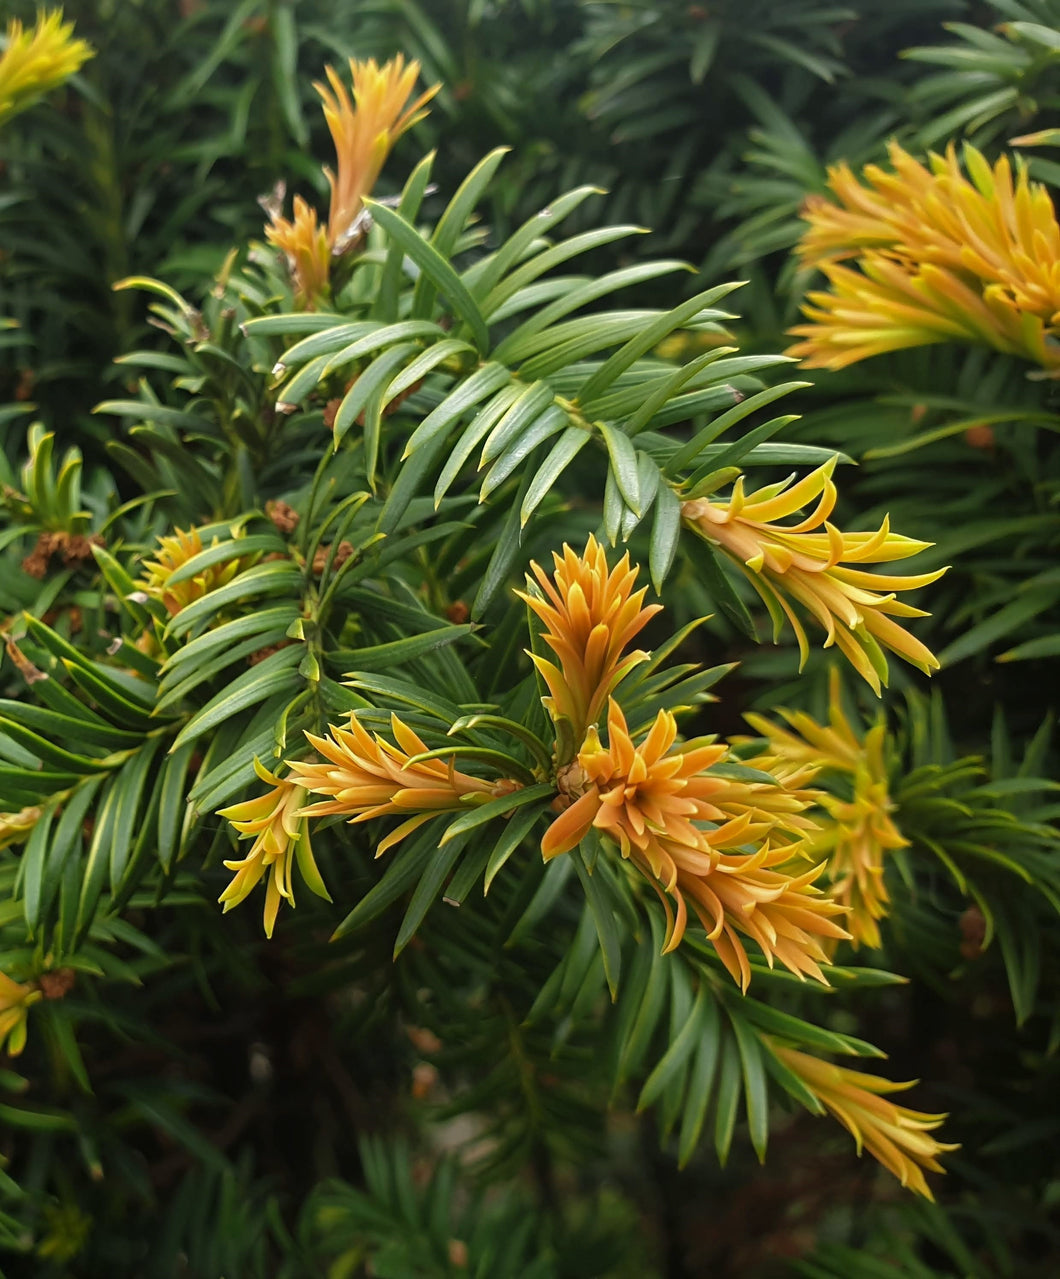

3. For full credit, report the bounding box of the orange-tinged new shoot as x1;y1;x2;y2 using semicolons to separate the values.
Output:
743;670;907;950
316;55;438;252
217;761;331;938
0;969;41;1057
789;142;1060;374
138;527;260;618
0;804;42;851
682;458;946;694
265;195;332;308
0;9;93;129
517;535;662;743
542;699;847;989
289;713;520;855
771;1042;958;1198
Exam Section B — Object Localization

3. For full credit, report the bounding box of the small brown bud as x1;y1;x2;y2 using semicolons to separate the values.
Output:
20;550;49;579
60;533;104;565
556;760;588;800
265;499;300;533
411;1062;438;1099
385;378;424;417
407;1025;442;1055
248;641;292;666
20;530;102;577
446;600;470;624
313;541;354;574
490;777;522;800
959;905;987;959
322;398;343;430
38;968;76;1000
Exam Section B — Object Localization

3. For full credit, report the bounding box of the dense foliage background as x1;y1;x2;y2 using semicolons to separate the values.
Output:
2;2;1059;1276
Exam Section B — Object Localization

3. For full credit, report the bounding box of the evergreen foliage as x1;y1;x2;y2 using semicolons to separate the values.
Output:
1;2;1058;1276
